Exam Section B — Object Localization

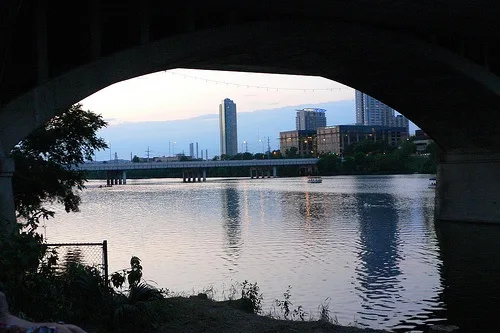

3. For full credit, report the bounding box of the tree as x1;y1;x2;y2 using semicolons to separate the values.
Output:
285;147;298;158
11;103;108;226
242;152;253;160
253;153;265;159
132;155;140;163
317;153;340;175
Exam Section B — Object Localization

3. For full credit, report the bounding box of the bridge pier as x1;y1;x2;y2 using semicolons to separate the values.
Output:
106;170;126;186
203;168;206;182
436;152;500;223
273;166;277;178
0;158;16;233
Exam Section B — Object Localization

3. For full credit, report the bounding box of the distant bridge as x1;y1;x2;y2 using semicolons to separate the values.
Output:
77;158;319;185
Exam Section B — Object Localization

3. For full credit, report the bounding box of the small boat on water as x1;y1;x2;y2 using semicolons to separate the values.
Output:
307;176;323;183
428;177;437;189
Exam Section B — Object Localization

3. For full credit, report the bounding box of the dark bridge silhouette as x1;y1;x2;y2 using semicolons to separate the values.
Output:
1;0;499;229
77;158;319;184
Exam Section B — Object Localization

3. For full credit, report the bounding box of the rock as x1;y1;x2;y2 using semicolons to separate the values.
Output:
190;293;208;300
428;324;460;332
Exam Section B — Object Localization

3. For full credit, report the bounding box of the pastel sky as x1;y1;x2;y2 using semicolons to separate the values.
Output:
79;68;355;123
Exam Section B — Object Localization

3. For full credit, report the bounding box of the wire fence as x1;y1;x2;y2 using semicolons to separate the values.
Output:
45;240;108;284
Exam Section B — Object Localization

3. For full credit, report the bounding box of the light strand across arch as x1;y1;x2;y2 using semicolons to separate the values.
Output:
165;70;351;92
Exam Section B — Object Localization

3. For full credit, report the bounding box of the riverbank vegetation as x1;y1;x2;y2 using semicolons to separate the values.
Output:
0;238;385;333
317;138;437;176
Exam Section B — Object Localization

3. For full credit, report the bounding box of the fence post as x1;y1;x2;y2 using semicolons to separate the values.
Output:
102;240;109;286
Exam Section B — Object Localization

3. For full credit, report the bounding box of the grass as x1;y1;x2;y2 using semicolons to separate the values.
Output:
144;281;386;333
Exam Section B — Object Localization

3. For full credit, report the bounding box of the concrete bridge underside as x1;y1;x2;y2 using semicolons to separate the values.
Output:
1;1;500;228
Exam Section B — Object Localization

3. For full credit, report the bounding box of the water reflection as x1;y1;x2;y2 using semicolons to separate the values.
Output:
45;176;461;331
298;191;326;222
220;185;242;265
354;192;403;324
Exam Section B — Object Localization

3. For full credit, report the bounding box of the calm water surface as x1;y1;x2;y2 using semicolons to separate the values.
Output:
45;175;500;331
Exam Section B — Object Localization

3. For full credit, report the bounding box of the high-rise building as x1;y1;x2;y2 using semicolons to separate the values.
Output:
189;142;194;158
355;91;395;126
355;91;409;135
219;98;238;156
393;114;410;135
296;108;327;131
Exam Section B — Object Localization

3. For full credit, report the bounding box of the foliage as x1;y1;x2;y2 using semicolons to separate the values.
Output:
274;286;293;319
0;228;112;327
253;153;266;159
110;256;143;289
317;153;340;175
240;280;263;314
108;257;165;333
131;155;140;163
229;152;254;160
317;136;437;175
11;103;108;222
284;146;298;158
0;238;165;333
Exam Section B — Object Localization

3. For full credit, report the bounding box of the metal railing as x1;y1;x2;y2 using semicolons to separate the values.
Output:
45;240;108;284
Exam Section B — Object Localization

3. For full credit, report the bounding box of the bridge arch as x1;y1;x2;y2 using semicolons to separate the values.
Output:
1;20;500;156
1;18;499;224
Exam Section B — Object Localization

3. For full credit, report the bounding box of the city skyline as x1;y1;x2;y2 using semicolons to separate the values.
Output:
79;70;419;161
79;69;353;124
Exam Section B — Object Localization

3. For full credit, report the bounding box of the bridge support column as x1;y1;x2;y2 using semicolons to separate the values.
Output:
182;170;186;183
122;171;127;185
273;166;277;178
203;168;206;182
436;152;500;223
0;157;16;234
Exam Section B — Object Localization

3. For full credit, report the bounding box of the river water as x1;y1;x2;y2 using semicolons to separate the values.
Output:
44;175;500;332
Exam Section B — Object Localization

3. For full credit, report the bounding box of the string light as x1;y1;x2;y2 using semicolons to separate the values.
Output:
165;70;350;92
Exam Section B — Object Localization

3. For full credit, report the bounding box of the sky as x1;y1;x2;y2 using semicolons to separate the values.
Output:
79;68;354;124
78;68;417;160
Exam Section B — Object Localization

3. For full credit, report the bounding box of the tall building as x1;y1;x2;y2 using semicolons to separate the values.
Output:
219;98;238;156
356;91;409;135
394;114;410;135
189;142;194;158
355;91;395;126
296;108;327;131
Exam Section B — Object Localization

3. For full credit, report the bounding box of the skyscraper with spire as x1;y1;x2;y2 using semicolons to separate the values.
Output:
219;98;238;156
